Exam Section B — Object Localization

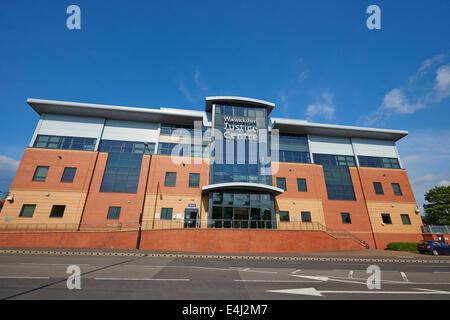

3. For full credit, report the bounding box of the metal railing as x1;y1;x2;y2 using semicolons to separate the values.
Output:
0;219;368;246
422;225;450;234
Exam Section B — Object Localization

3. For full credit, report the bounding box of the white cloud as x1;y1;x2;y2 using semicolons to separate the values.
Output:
177;68;210;105
363;55;450;126
306;92;336;121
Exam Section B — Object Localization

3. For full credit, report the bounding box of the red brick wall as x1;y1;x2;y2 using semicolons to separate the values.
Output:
140;229;365;253
0;231;138;249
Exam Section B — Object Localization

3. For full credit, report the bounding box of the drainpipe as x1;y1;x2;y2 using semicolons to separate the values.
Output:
136;143;153;250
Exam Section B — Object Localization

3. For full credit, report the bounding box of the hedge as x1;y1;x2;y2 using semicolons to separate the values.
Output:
385;242;418;252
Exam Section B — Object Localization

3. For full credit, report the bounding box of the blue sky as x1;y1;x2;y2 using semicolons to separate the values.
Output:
0;0;449;207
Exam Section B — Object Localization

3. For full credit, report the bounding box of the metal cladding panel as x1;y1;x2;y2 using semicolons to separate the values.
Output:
38;114;104;138
352;138;398;158
101;120;160;142
309;135;354;156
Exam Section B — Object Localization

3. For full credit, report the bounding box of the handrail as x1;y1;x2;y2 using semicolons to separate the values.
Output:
0;219;370;247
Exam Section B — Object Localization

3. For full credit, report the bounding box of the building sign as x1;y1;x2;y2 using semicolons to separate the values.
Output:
188;204;196;207
223;116;258;141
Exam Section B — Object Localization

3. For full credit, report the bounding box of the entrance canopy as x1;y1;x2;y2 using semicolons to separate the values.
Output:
202;182;284;195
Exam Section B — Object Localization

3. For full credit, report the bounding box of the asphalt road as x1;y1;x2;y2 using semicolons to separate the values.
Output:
0;253;449;300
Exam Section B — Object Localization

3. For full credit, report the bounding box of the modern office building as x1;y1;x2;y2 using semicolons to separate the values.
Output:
0;97;424;250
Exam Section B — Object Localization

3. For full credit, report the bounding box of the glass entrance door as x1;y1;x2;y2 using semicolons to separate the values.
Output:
184;209;198;228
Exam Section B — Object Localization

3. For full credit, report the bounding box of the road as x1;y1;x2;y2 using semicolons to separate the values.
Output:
0;253;449;300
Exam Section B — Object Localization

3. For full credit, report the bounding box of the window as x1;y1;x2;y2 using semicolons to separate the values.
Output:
276;177;287;190
99;142;144;193
373;182;384;195
279;211;290;222
165;172;177;187
107;207;121;220
341;213;352;224
61;167;77;183
313;154;356;167
381;213;392;224
358;156;400;169
49;205;66;218
161;208;173;220
401;214;411;225
189;173;200;188
297;178;307;192
19;205;36;218
301;211;312;222
34;135;96;151
392;183;402;196
33;166;49;181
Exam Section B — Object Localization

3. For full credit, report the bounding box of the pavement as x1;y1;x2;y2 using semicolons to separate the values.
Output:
0;248;449;300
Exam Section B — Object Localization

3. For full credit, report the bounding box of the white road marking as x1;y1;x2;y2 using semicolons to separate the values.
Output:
94;278;190;281
348;271;354;279
267;287;450;297
234;280;322;283
400;272;409;282
291;269;302;274
0;276;50;279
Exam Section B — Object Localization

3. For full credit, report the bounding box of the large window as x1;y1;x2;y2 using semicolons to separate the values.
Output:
277;133;311;164
373;182;384;195
358;156;400;169
276;177;287;190
161;208;173;220
160;124;195;136
49;205;65;218
61;167;77;183
19;205;36;218
107;207;121;220
99;140;147;193
314;154;356;201
189;173;200;187
165;172;177;187
158;142;208;157
33;166;49;182
392;183;403;196
297;178;307;192
34;135;96;151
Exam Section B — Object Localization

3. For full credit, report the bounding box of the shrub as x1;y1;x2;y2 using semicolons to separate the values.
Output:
385;242;418;252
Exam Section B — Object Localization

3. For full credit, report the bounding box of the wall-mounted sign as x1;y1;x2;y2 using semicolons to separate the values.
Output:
188;204;196;207
223;116;258;141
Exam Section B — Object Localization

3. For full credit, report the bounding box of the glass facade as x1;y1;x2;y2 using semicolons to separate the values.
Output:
212;104;271;185
278;133;311;164
314;154;356;201
209;192;276;229
34;135;96;151
99;140;152;193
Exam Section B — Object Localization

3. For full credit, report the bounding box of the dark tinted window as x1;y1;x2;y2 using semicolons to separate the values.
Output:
34;135;96;151
392;183;402;196
276;177;287;190
401;214;411;225
165;172;177;187
279;211;290;222
382;213;392;224
341;212;352;224
359;156;400;169
301;211;311;222
161;208;173;220
373;182;384;195
297;178;307;192
107;207;121;219
189;173;200;187
33;166;49;181
50;205;66;218
19;205;36;218
61;167;77;183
